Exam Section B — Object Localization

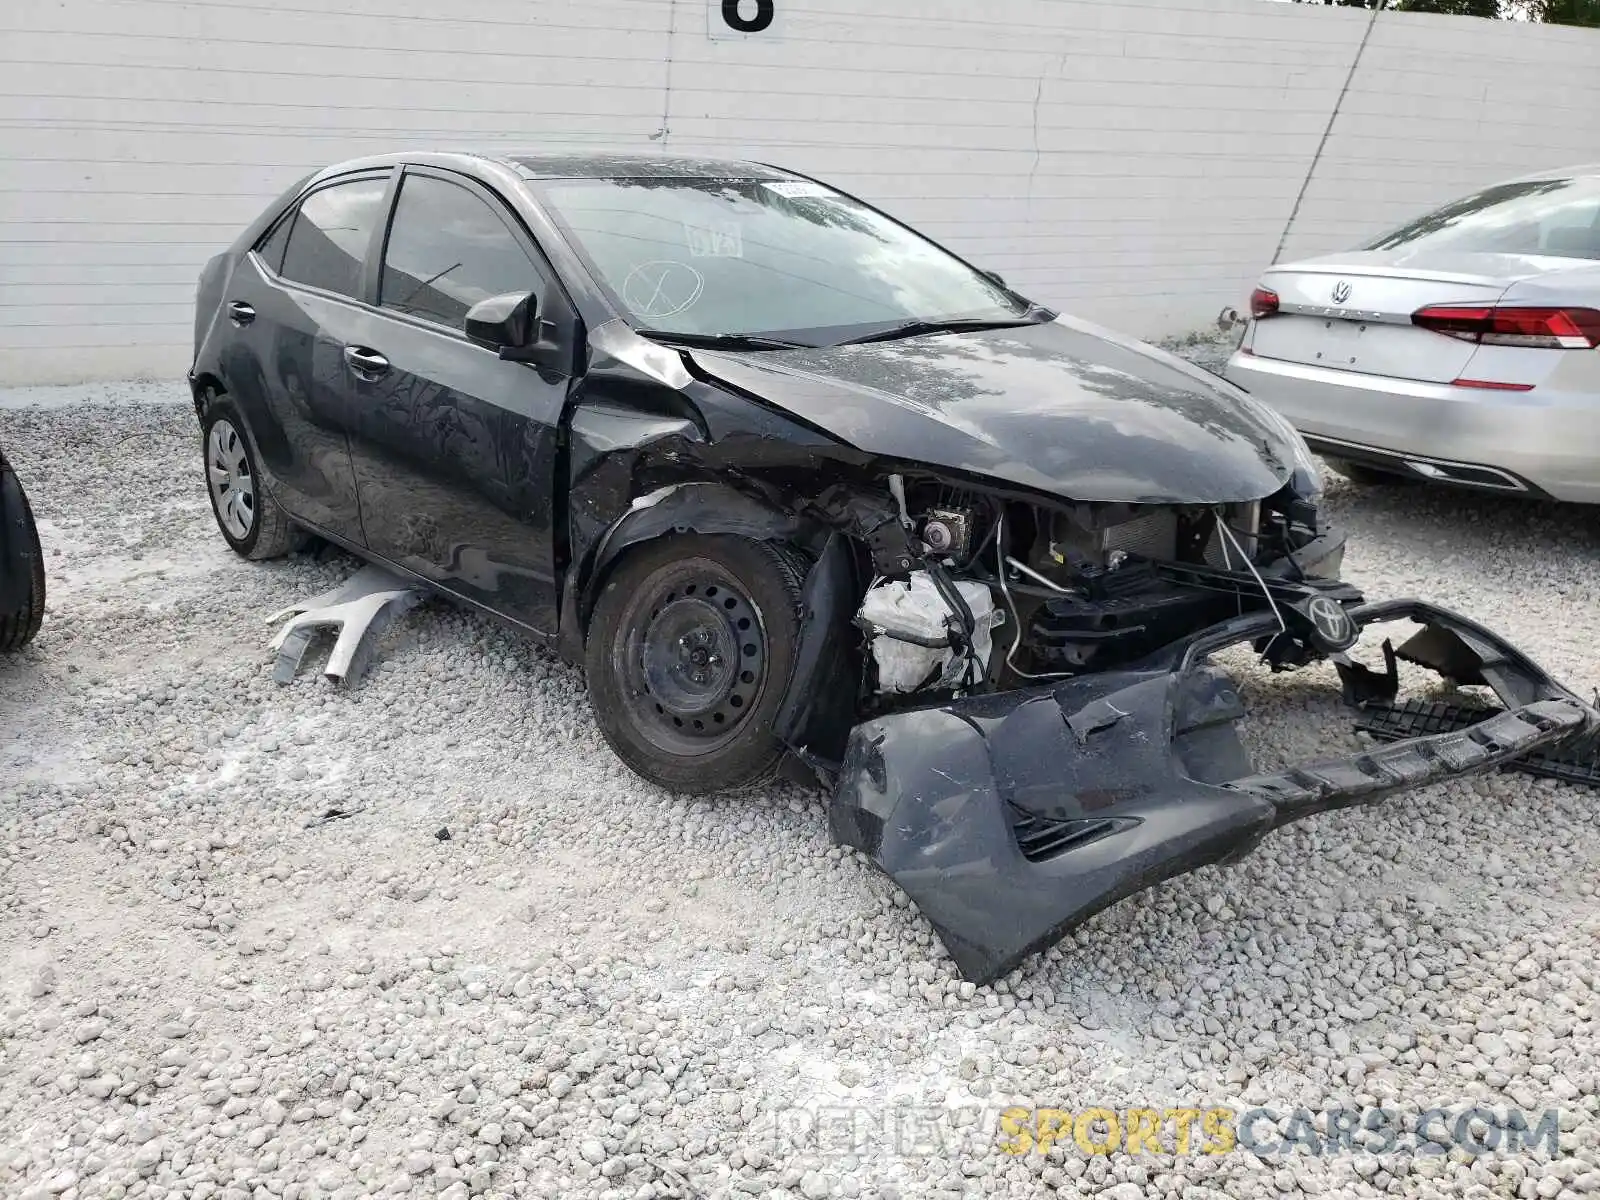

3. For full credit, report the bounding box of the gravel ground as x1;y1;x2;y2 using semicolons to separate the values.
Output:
4;376;1600;1200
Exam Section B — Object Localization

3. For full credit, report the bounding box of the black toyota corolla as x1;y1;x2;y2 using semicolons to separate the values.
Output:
192;152;1595;982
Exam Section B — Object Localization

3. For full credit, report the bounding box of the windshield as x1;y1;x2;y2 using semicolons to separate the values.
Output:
1365;175;1600;260
535;176;1034;342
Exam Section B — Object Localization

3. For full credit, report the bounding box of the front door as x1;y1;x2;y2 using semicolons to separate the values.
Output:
341;168;575;633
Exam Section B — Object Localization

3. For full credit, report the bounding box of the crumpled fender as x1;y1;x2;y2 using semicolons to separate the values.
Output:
557;479;809;662
582;481;808;614
563;481;862;767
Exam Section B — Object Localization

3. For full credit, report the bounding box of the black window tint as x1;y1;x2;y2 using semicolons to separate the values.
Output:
279;178;388;297
257;212;294;273
380;175;541;328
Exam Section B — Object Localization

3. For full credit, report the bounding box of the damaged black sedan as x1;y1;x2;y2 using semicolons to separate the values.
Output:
192;152;1597;982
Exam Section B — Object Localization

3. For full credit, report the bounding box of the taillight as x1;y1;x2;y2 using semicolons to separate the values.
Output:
1450;378;1535;392
1250;287;1280;319
1412;305;1600;349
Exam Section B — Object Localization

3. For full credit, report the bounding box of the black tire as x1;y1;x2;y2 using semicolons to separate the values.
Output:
1325;457;1412;487
200;396;299;560
585;534;806;794
0;460;45;652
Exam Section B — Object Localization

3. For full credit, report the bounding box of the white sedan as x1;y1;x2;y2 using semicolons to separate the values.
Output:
1227;166;1600;501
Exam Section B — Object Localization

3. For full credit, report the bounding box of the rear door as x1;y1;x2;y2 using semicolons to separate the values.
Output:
223;170;395;544
340;166;577;633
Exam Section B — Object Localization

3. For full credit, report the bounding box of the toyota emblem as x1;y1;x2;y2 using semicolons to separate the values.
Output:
1306;596;1357;651
1331;280;1353;305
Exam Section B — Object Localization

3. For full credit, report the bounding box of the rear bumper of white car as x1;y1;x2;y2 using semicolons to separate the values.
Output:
1225;351;1600;504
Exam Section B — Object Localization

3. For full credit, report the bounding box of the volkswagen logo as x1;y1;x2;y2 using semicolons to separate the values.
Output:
1331;280;1353;305
1306;596;1357;651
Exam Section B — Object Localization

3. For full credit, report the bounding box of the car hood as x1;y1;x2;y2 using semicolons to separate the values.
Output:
687;315;1295;505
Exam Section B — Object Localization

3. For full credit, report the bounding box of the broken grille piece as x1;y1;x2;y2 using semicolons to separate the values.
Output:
1355;699;1600;790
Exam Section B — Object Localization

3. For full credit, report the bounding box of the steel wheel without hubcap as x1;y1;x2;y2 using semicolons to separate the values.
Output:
587;534;805;793
618;561;769;758
207;417;256;540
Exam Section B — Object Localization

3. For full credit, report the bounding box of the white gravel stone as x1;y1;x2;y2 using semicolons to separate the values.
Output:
71;1019;106;1044
4;379;1600;1200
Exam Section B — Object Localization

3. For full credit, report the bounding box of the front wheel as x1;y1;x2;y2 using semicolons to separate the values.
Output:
201;398;299;560
585;535;805;793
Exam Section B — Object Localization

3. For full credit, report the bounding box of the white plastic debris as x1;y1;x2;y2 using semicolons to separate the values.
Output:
265;564;421;688
857;572;1003;694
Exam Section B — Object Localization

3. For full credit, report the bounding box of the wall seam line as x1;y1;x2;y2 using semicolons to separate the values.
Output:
1271;4;1382;265
656;0;678;146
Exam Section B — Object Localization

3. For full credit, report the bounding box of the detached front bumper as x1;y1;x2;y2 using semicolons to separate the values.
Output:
829;600;1596;985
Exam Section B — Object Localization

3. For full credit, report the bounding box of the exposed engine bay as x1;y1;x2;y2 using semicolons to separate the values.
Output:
852;471;1349;709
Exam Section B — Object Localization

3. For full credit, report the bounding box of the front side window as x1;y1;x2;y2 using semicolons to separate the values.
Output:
380;175;542;329
1367;176;1600;261
278;178;388;297
535;176;1029;341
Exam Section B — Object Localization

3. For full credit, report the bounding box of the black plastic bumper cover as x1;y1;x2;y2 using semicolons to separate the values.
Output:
829;600;1596;985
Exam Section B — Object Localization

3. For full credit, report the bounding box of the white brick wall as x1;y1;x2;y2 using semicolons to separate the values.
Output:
1;0;1598;385
1278;8;1600;263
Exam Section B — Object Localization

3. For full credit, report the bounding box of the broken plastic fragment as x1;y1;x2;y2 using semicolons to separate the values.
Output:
266;564;421;688
1066;697;1129;744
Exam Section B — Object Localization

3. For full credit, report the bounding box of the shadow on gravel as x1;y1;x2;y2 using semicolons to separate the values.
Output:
1326;475;1600;557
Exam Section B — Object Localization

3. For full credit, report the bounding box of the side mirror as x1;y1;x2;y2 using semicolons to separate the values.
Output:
464;291;565;368
980;269;1008;289
465;291;536;352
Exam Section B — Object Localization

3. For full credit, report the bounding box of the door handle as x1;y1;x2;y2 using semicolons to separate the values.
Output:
343;346;390;378
227;301;255;326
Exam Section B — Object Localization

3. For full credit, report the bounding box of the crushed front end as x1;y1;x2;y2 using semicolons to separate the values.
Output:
566;324;1597;985
828;599;1595;984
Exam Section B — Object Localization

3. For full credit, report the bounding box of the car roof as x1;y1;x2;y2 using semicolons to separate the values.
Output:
310;149;795;184
507;152;793;181
1501;163;1600;185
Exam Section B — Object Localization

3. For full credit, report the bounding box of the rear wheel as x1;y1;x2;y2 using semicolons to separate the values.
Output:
201;397;299;560
585;535;805;793
1325;457;1413;487
0;460;45;652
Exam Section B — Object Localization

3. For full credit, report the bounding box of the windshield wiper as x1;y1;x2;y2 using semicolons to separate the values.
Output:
831;311;1049;347
634;329;816;351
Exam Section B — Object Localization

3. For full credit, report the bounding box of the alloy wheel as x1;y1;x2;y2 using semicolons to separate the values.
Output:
207;418;256;540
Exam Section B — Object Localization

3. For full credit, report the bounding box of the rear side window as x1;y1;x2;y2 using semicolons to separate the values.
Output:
256;212;293;273
1367;176;1600;261
380;174;541;329
279;178;389;297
